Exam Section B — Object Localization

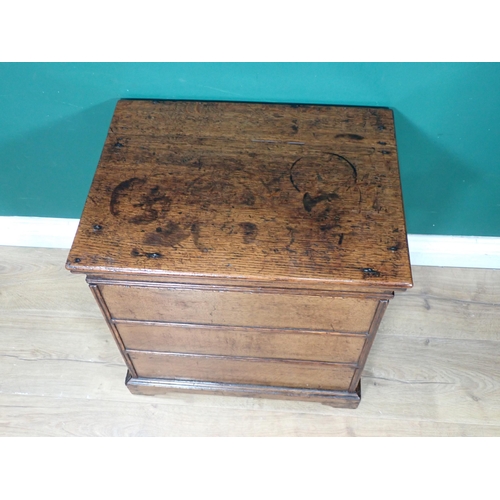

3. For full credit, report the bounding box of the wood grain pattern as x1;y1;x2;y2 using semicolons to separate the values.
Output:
3;335;499;425
3;394;499;437
100;284;378;332
1;246;500;435
66;100;412;290
381;266;500;342
115;321;366;363
127;350;356;390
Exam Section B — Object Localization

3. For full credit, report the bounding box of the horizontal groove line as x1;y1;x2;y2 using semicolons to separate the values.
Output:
126;348;359;368
112;318;369;336
89;279;395;297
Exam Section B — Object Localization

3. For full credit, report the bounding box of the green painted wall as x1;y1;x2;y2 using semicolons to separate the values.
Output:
1;63;499;236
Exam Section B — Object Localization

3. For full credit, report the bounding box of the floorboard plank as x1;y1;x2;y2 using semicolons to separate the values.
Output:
1;394;499;437
1;334;499;426
1;246;500;436
380;266;500;341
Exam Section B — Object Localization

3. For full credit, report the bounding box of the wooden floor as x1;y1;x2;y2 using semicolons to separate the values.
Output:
0;246;499;436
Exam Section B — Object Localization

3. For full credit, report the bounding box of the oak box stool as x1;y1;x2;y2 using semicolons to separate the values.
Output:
67;99;413;408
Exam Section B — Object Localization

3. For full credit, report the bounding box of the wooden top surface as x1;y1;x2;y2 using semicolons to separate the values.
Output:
67;100;412;289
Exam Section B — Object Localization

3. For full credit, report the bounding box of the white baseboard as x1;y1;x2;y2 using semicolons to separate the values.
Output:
0;217;80;250
0;216;499;269
407;234;500;269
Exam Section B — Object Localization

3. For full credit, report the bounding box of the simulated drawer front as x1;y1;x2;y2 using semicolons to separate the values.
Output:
100;285;378;333
127;350;356;391
115;322;367;364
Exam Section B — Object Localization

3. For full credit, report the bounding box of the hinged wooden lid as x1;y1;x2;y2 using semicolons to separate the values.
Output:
67;100;412;290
